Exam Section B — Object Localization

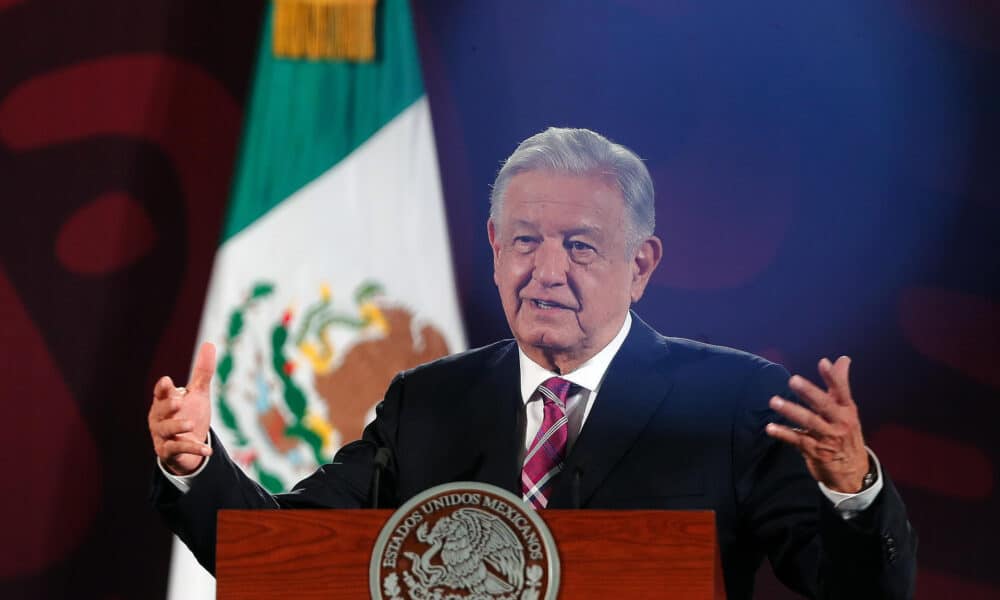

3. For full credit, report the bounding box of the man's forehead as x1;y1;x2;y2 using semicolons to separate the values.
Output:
503;172;622;211
506;169;620;195
506;217;606;235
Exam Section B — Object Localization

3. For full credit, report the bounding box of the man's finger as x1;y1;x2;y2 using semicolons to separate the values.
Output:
823;356;854;406
188;342;216;394
150;390;184;420
162;439;213;458
817;357;837;392
787;375;838;421
769;397;836;437
765;422;809;451
156;418;195;439
153;375;175;400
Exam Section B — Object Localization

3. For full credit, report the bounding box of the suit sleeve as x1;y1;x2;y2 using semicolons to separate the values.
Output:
734;362;917;599
149;373;406;574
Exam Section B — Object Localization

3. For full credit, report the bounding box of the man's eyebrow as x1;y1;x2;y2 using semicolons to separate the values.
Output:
563;226;604;238
509;219;540;230
506;221;604;238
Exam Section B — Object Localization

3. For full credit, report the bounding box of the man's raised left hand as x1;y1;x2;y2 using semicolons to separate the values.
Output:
765;356;870;493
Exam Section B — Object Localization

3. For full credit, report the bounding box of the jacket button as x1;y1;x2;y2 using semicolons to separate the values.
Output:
884;533;897;564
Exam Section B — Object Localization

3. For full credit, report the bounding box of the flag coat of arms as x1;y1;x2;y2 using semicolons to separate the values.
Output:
167;1;466;596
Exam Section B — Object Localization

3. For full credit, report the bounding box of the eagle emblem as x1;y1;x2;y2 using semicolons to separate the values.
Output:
211;280;449;492
403;508;524;596
372;483;559;600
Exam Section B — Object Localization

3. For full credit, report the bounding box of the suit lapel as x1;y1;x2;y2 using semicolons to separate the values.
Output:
547;314;674;508
462;341;523;496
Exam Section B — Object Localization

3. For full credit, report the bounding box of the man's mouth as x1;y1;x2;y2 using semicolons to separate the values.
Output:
529;298;572;310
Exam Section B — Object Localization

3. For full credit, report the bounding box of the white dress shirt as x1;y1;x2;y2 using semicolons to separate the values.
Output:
518;312;632;458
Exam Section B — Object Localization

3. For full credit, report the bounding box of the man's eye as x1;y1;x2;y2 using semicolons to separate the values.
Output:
513;236;538;250
568;241;595;253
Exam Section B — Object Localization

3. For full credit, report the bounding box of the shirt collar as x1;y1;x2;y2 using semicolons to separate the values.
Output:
517;312;633;403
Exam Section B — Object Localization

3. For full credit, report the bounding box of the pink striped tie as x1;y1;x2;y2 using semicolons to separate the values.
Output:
522;377;571;509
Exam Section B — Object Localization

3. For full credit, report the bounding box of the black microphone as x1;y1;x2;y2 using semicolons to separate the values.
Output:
371;447;392;509
571;465;584;509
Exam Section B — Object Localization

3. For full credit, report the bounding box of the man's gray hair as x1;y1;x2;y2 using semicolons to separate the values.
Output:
489;127;655;250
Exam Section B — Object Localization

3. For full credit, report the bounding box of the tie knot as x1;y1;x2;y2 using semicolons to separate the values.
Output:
538;376;572;407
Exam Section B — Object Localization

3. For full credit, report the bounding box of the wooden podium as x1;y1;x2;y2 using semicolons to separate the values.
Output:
217;509;726;599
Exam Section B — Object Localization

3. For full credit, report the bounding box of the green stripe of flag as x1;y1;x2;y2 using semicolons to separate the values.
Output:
222;0;425;241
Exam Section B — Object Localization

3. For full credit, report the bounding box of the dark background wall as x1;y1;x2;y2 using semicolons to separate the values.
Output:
0;1;996;598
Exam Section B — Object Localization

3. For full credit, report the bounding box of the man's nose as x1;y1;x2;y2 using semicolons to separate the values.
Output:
532;241;568;286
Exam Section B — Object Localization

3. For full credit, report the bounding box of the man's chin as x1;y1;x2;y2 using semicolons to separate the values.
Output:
517;304;578;325
509;310;583;347
516;328;576;354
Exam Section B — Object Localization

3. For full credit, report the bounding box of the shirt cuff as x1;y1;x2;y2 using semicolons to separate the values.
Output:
817;447;884;520
157;434;212;494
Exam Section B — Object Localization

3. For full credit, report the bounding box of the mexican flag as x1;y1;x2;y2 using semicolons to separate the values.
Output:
166;0;466;596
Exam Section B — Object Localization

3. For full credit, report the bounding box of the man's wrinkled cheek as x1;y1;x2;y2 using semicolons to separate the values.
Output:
510;261;531;290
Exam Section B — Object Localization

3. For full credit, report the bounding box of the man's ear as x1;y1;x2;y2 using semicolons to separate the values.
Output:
487;219;503;288
487;219;501;264
630;235;663;303
486;218;500;287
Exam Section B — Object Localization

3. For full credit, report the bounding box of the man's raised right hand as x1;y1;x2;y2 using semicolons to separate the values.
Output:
148;342;215;475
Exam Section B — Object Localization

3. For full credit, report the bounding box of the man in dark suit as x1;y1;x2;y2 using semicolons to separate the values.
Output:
150;128;917;598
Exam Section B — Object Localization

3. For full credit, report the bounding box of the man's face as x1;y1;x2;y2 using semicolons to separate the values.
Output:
488;170;660;372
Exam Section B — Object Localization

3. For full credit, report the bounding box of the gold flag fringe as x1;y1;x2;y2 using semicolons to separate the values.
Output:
273;0;377;62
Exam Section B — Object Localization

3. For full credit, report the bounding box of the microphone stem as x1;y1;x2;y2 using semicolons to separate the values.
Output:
571;467;583;509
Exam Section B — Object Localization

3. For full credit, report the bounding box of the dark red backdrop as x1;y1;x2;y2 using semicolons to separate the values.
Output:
0;1;265;597
1;1;997;598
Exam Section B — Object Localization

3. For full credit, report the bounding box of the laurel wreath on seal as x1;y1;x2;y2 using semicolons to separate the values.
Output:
383;572;403;600
387;564;545;600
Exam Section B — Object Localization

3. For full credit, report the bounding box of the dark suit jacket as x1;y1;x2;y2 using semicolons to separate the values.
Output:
153;314;916;599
